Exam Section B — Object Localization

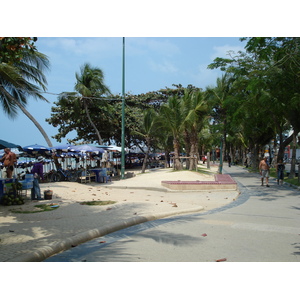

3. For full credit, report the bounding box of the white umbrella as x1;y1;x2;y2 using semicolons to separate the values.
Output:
69;144;105;153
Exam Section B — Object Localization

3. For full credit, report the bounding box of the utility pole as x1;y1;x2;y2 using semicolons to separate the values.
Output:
121;37;126;179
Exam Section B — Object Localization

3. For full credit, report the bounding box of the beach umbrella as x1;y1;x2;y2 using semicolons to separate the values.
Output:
22;144;51;156
69;144;105;153
0;139;22;150
69;144;104;170
88;144;111;150
51;144;74;152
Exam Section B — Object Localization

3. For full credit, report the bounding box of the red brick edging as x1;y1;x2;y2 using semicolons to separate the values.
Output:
161;174;237;190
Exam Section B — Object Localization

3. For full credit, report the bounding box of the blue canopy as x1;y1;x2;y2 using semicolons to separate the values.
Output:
0;139;22;150
22;144;51;156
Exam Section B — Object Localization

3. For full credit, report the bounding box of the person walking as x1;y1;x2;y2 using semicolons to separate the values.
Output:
228;155;232;167
0;148;17;178
259;156;270;187
30;156;44;200
276;159;285;185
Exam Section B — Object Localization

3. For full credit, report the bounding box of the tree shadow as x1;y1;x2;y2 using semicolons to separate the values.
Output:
46;227;204;262
290;206;300;210
291;242;300;256
135;230;202;247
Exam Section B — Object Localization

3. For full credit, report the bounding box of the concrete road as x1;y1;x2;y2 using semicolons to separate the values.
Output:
45;165;300;262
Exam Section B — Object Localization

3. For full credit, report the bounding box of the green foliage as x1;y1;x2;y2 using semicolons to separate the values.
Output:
46;85;197;148
0;37;37;63
206;37;300;167
0;40;50;118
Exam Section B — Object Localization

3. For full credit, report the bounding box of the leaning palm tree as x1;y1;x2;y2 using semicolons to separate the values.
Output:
73;63;111;145
0;50;53;146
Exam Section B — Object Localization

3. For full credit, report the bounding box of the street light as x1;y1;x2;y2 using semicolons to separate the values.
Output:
121;37;125;179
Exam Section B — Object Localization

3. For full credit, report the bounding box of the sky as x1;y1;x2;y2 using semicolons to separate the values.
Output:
1;1;295;149
0;37;247;148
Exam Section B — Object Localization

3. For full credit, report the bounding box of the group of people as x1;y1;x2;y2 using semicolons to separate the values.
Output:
1;148;44;200
0;146;289;200
259;156;285;187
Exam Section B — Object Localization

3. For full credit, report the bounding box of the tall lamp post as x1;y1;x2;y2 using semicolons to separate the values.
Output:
121;37;125;179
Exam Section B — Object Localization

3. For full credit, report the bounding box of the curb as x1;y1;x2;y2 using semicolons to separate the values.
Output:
103;185;170;192
6;206;204;262
283;182;300;190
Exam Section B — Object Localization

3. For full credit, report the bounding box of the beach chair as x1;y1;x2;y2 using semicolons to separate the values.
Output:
78;170;96;184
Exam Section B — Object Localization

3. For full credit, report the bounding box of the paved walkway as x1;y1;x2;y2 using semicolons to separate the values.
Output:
1;164;299;262
0;165;237;262
46;165;300;262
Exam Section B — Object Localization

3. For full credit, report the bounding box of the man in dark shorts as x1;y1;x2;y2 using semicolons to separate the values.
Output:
0;148;17;178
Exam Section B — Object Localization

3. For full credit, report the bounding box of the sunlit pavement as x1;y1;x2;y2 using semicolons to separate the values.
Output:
45;165;300;262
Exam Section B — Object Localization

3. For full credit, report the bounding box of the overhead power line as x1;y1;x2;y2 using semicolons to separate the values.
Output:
0;85;122;101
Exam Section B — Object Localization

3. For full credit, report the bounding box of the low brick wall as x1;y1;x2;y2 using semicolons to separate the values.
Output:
161;174;237;191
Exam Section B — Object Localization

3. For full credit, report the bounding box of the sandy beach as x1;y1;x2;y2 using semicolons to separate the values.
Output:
0;165;239;261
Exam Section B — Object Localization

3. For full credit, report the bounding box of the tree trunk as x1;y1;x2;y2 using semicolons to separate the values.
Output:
188;128;198;171
83;99;102;145
141;152;149;173
189;143;197;171
183;130;190;170
288;132;297;179
278;132;295;162
14;100;53;147
164;150;170;168
173;138;182;170
141;137;150;173
251;144;260;170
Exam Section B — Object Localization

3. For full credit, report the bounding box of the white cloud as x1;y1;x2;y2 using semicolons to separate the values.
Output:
180;63;224;90
40;37;121;57
149;59;178;73
210;44;245;60
41;37;181;62
127;37;181;57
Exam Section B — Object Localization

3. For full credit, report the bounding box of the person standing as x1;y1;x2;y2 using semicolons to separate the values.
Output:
31;156;44;200
259;156;270;187
0;148;17;178
276;159;285;185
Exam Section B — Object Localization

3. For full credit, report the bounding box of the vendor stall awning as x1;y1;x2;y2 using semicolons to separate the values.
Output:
0;139;22;150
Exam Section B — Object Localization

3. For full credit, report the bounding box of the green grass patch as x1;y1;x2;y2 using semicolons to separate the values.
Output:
196;166;216;175
284;177;300;186
10;204;59;214
269;168;277;178
269;168;300;186
79;200;116;206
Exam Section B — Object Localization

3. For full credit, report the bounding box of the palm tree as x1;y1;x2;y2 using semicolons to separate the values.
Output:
131;108;158;173
0;50;53;146
73;63;111;145
205;73;234;172
157;95;184;170
182;90;208;170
